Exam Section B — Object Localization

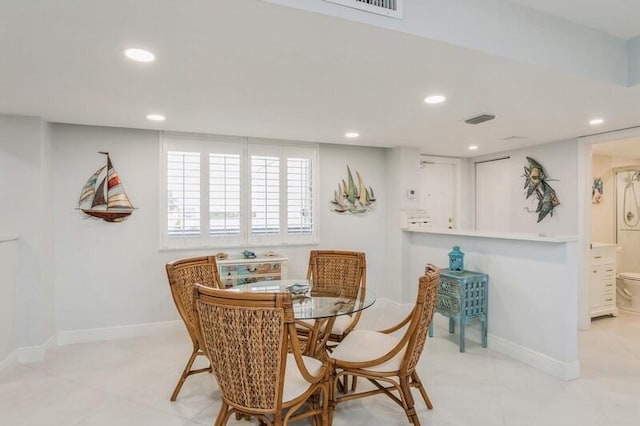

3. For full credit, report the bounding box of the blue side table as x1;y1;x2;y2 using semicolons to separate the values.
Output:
428;268;488;352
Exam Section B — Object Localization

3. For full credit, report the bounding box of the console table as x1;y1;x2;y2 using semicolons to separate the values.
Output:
428;268;488;352
217;254;288;288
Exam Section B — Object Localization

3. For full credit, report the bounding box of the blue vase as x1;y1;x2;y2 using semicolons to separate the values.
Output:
448;246;464;273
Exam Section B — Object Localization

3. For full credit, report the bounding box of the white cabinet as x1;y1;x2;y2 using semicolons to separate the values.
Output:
589;245;618;318
217;255;288;288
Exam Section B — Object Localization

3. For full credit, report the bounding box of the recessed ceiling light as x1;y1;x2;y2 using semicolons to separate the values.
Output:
589;118;604;125
147;114;165;121
468;145;478;151
345;132;360;138
124;48;155;62
424;95;446;104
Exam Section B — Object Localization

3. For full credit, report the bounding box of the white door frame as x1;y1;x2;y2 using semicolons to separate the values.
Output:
578;126;640;330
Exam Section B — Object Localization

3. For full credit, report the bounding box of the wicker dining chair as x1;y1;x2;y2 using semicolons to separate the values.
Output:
194;285;331;426
298;250;367;347
165;255;222;401
329;264;440;426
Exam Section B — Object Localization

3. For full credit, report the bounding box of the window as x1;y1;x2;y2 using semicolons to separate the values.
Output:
161;133;318;248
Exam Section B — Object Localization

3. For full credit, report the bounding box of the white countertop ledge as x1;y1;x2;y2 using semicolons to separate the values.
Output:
0;234;19;243
402;227;578;243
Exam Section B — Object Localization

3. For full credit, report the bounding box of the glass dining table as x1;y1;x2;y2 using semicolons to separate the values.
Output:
229;279;375;358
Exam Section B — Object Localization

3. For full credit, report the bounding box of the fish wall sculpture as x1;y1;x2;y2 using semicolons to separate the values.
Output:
523;157;560;223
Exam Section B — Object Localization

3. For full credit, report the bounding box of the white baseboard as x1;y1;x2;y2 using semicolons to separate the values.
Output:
430;314;579;381
4;313;580;381
0;334;57;373
57;320;184;346
17;334;57;363
0;350;18;376
2;321;184;372
489;334;580;380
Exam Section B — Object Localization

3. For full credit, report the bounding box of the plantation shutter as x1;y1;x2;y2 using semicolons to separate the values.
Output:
209;153;241;237
167;151;201;237
287;157;313;235
162;133;317;248
250;152;281;238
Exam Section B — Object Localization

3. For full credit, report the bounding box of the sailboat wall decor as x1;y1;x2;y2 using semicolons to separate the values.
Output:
330;166;376;214
78;151;135;222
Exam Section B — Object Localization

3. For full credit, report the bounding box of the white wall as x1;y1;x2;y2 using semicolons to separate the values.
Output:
385;146;421;304
52;124;388;333
0;238;18;362
315;143;387;297
0;114;55;357
407;232;579;379
398;137;582;379
3;115;585;380
629;36;640;86
470;139;578;236
268;0;628;86
591;155;614;243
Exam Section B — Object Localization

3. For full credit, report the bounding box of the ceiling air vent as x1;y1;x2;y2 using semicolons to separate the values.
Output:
324;0;403;19
465;114;496;125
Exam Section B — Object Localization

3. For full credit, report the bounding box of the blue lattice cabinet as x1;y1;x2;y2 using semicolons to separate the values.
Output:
428;269;488;352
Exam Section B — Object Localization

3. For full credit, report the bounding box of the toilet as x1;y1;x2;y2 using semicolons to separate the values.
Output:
617;272;640;313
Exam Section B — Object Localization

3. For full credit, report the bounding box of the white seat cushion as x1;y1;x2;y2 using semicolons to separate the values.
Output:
298;315;354;336
283;353;324;403
331;329;406;373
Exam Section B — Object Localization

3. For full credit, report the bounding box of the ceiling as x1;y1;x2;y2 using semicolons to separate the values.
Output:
508;0;640;39
1;0;640;157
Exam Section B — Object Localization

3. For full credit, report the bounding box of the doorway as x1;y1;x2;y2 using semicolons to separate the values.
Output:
419;155;460;229
579;127;640;329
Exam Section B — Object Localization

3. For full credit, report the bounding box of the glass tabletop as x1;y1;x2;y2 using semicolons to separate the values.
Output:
229;279;375;320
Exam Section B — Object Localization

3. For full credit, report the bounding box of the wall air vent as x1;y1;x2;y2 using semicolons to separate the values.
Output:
465;114;496;125
324;0;403;19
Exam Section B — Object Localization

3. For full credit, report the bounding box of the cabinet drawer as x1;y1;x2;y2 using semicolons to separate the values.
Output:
435;294;460;315
222;274;281;289
439;278;461;297
602;265;615;277
603;294;616;306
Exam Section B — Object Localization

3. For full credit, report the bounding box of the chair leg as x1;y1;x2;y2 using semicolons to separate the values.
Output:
322;380;330;426
411;371;433;410
328;369;337;426
214;401;230;426
399;376;420;426
170;348;211;401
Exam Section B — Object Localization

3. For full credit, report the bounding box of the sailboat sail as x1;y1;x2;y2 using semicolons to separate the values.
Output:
105;156;133;209
79;165;106;203
79;152;134;222
91;178;107;208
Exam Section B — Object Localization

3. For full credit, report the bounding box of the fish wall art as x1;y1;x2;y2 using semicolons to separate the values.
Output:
331;166;376;214
523;157;559;223
592;177;603;204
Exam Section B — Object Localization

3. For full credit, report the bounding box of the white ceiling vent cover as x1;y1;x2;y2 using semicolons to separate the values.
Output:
324;0;403;19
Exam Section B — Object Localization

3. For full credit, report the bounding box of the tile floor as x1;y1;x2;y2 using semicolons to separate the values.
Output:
1;311;639;425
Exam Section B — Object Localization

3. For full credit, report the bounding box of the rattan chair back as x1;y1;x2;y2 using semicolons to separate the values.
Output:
306;250;366;299
165;255;222;401
402;264;439;374
194;286;329;425
305;250;366;344
330;264;440;425
166;255;222;344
